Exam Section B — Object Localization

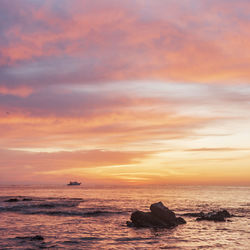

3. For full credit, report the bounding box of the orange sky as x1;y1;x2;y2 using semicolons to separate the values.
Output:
0;0;250;186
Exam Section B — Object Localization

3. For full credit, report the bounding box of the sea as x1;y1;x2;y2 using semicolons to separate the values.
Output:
0;185;249;249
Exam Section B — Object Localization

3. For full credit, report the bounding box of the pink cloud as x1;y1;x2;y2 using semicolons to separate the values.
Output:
0;85;33;97
0;0;249;84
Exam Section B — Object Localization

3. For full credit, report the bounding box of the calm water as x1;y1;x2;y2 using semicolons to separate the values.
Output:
0;186;249;249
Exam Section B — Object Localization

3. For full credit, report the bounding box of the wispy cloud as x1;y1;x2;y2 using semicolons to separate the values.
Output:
185;148;250;152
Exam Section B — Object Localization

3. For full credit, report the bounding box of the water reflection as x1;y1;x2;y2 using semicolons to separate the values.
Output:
0;186;249;249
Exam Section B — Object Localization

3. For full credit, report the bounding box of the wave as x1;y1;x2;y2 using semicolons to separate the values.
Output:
24;209;125;217
0;201;82;213
0;196;126;217
83;210;124;216
79;237;104;241
0;196;84;202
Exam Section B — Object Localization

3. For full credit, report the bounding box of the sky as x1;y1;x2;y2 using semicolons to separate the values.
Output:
0;0;250;186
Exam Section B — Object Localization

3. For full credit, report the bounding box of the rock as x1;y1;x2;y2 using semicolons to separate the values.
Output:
217;210;231;218
196;210;232;222
176;217;186;224
31;235;44;241
182;209;232;222
150;202;177;227
4;198;19;202
16;235;44;241
22;198;32;201
127;201;186;228
130;210;169;228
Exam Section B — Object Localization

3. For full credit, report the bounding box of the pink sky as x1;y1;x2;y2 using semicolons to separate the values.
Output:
0;0;250;185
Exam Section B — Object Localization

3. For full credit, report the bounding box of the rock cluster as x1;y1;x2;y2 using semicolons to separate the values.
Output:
127;201;186;228
183;209;232;222
196;210;231;222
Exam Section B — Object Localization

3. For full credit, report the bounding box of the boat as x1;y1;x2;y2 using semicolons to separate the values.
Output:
67;181;81;186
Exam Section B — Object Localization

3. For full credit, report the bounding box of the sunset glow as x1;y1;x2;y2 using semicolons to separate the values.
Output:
1;0;250;185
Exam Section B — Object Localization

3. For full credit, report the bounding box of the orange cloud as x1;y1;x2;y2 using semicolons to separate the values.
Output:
0;107;215;149
0;148;151;184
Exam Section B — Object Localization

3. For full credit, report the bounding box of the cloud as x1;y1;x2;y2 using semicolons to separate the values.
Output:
0;103;214;149
0;0;249;86
0;148;149;170
0;81;249;150
0;85;33;97
185;147;250;152
0;148;153;184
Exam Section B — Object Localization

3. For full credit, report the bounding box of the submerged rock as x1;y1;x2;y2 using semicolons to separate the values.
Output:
127;201;186;228
16;235;44;241
182;212;205;217
4;198;19;202
22;198;32;201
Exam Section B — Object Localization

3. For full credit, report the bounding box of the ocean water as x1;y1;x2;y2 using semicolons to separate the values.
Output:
0;186;249;249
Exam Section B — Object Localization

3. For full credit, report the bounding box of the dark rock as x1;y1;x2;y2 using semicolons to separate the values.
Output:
4;198;19;202
22;198;32;201
16;235;44;241
131;210;170;228
217;210;231;218
182;209;232;222
127;201;186;228
176;217;187;224
196;210;232;222
150;202;177;227
31;235;44;241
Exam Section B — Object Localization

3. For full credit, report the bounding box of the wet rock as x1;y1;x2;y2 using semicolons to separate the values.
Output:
150;202;177;227
176;217;186;224
217;210;231;218
196;210;232;222
182;209;232;222
4;198;19;202
127;201;186;228
130;210;169;228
